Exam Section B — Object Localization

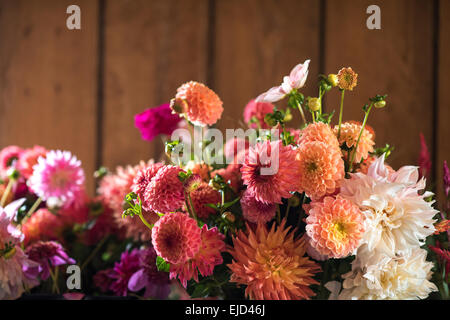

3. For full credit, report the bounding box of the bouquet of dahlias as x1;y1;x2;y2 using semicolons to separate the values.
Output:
0;59;449;300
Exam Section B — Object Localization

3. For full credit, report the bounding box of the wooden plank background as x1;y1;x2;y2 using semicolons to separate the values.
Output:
0;0;448;203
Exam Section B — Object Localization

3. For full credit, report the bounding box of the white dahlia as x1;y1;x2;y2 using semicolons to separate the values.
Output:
338;248;437;300
339;155;438;260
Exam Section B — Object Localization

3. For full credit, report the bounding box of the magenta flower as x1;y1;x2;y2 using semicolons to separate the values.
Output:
418;133;431;179
444;160;450;197
28;150;85;206
128;247;170;299
109;249;141;296
256;60;310;103
135;103;182;142
0;145;23;176
24;241;75;281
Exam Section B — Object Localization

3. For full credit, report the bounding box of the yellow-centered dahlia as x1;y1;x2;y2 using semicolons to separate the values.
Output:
305;196;365;259
337;67;358;91
228;220;321;300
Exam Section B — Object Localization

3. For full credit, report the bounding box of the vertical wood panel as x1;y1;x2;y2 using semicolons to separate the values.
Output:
102;0;209;169
214;0;321;130
437;0;450;205
0;0;99;194
324;0;434;171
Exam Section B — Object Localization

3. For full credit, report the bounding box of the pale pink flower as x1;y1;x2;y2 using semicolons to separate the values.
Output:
256;60;310;103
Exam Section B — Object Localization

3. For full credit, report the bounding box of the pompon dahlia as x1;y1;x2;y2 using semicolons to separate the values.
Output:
241;140;301;204
170;225;225;288
240;189;276;224
24;241;75;281
228;220;320;300
0;146;23;176
296;141;345;200
17;145;47;179
340;155;438;260
334;122;375;163
186;181;221;219
243;99;275;129
151;212;201;264
131;162;164;206
339;248;437;300
171;81;223;126
144;165;185;213
305;196;365;259
28;150;85;206
22;208;65;245
298;122;340;151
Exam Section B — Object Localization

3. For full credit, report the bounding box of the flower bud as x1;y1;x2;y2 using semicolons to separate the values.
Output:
222;211;235;223
327;74;339;87
374;100;386;108
283;112;293;122
308;97;321;112
288;195;300;207
264;114;278;127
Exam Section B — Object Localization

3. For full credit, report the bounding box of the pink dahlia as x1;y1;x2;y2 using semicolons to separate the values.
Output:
224;138;250;164
135;103;183;142
151;212;201;264
243;99;275;129
28;150;85;206
24;241;75;281
240;189;276;224
144;165;185;213
22;208;65;245
305;196;365;259
0;146;23;176
186;181;221;219
297;141;345;200
211;163;242;194
131;162;164;206
170;225;225;287
17;145;47;179
171;81;224;126
241;140;301;204
184;161;212;182
0;200;39;299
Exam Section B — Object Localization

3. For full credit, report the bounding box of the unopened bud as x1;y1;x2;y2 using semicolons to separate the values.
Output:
222;211;235;223
327;74;339;87
288;195;300;207
264;114;278;127
308;97;321;112
374;100;386;108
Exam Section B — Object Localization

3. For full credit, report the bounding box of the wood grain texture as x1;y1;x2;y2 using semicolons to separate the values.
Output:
324;0;434;171
213;0;321;130
102;0;209;170
0;0;99;193
437;0;450;206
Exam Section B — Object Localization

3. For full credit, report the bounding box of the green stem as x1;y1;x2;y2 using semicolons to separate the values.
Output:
349;103;374;172
337;90;345;139
285;202;291;221
25;197;42;219
80;236;108;271
186;193;198;222
0;179;13;207
296;100;307;125
276;205;281;224
49;266;60;294
138;212;154;231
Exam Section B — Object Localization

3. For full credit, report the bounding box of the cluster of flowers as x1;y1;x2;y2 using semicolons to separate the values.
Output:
1;59;449;300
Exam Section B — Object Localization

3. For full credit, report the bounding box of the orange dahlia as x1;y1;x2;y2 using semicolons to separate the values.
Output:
334;121;375;163
297;122;340;151
228;220;321;300
305;196;365;259
185;161;212;182
186;181;221;220
337;67;358;91
171;81;223;126
297;141;345;200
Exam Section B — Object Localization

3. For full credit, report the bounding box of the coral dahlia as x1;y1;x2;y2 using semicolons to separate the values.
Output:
334;122;375;163
298;122;340;151
0;146;22;176
151;212;201;264
186;181;221;219
297;141;345;200
305;196;365;259
17;145;47;179
243;99;275;129
171;81;223;126
228;220;321;300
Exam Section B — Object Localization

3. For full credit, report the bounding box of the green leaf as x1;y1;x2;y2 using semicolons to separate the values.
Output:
156;256;171;272
222;197;241;210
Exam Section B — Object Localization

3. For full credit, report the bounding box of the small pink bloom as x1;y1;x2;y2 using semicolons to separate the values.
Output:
243;99;275;129
135;103;182;142
256;60;310;103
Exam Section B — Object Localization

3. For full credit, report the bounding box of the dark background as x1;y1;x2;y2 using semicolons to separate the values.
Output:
0;0;448;204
